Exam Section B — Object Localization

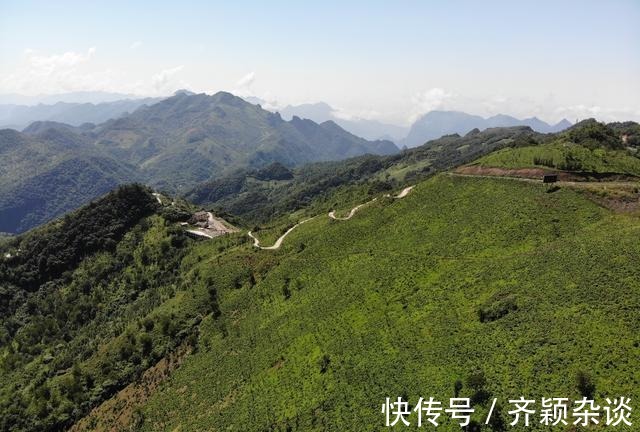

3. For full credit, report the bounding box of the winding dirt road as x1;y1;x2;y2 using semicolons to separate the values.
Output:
248;218;315;250
328;186;416;221
328;198;377;220
248;185;415;250
394;186;415;198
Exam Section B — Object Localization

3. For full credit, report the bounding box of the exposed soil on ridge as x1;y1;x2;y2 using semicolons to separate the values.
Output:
70;344;192;432
455;165;639;182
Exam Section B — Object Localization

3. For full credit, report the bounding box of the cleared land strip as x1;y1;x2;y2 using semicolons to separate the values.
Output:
394;185;415;198
448;171;640;189
186;212;239;239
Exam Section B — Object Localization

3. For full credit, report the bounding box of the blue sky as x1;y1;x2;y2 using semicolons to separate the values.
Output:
1;0;638;123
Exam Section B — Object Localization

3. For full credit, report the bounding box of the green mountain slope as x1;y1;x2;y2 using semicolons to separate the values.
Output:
0;128;139;234
1;92;398;234
91;91;398;192
469;119;640;177
475;143;640;176
185;126;540;224
1;124;639;431
126;175;639;431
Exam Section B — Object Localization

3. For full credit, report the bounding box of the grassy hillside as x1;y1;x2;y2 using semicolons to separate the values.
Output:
186;126;540;225
72;175;639;431
2;122;639;431
471;120;640;177
474;143;640;176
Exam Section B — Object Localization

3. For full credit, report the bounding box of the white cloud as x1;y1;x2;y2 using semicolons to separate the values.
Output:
409;88;454;122
555;105;640;123
330;108;355;121
257;94;283;111
0;47;103;95
130;41;142;50
0;47;192;98
150;65;184;93
232;71;256;97
25;46;96;71
236;71;255;88
331;107;383;122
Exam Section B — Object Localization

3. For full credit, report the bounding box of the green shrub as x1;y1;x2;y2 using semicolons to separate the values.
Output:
478;295;518;323
576;370;596;399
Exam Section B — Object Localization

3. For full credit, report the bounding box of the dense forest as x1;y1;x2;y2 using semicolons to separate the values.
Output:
0;185;203;430
0;91;399;235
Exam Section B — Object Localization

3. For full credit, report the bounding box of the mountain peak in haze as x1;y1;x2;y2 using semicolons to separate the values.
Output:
401;110;573;147
272;101;408;141
173;89;196;96
91;91;397;191
0;91;143;105
0;97;163;130
554;118;572;129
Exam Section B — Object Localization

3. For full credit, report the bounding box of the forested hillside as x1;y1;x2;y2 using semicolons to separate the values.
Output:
185;126;541;224
0;121;638;431
79;174;639;431
0;92;398;234
0;185;203;430
0;128;139;234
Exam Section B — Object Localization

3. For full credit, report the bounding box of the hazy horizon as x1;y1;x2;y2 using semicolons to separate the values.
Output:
1;0;638;125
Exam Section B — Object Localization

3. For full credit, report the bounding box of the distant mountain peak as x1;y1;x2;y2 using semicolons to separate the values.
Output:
173;89;196;96
555;118;572;128
278;101;408;141
402;111;573;147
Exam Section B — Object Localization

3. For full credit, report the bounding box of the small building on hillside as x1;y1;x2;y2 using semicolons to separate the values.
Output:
543;174;558;183
188;211;209;228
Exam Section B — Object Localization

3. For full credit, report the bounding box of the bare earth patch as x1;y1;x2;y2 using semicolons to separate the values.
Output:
70;345;192;432
185;212;239;239
455;165;549;179
455;165;639;182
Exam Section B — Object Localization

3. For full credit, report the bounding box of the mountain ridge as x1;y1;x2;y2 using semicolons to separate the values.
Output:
401;110;572;147
0;98;161;130
0;91;398;233
1;121;638;430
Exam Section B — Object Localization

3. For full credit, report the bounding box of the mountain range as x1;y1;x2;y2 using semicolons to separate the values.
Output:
401;110;572;147
1;120;638;431
0;91;397;234
0;98;161;130
245;97;572;146
1;92;573;149
0;90;143;105
276;101;408;141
